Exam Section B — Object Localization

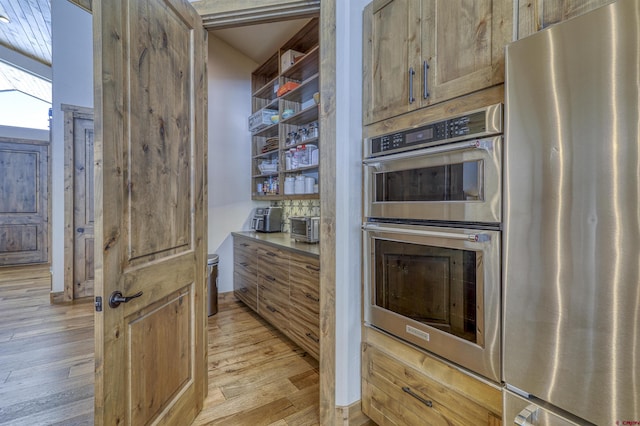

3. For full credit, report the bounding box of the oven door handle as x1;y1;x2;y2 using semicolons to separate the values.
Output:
363;139;492;166
362;223;491;242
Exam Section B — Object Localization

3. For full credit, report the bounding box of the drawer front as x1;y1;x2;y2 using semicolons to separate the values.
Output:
234;238;256;259
258;274;289;333
288;310;319;359
258;246;289;283
234;269;257;312
362;343;502;426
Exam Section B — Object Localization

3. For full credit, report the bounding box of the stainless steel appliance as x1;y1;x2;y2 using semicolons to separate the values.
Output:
504;1;640;424
363;104;502;224
289;216;320;243
251;207;282;233
363;222;501;382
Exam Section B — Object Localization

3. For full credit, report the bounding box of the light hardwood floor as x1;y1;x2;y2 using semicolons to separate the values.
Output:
0;265;320;425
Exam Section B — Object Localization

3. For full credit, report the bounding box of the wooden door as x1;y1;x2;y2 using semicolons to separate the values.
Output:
0;138;49;266
422;0;511;106
363;0;421;125
72;114;95;299
93;0;207;424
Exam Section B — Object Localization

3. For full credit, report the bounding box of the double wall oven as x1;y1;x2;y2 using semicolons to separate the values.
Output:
363;104;503;383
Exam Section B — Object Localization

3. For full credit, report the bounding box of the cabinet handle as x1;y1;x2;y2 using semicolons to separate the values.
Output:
408;67;416;104
267;305;277;313
402;387;432;408
240;262;249;267
306;265;320;272
305;332;320;343
423;60;430;99
305;293;320;302
265;275;276;282
266;251;277;257
239;287;248;293
240;243;249;247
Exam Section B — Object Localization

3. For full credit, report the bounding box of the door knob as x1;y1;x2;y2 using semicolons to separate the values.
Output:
109;290;143;308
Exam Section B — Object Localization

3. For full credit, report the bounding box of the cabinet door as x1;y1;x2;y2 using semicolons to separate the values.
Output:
364;0;421;125
289;252;320;359
422;0;511;106
517;0;615;39
257;246;290;333
233;238;258;311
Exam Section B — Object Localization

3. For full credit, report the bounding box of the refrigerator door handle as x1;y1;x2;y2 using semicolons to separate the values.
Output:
515;404;539;425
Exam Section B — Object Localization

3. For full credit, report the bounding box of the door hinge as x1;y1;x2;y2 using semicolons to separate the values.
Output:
95;296;102;312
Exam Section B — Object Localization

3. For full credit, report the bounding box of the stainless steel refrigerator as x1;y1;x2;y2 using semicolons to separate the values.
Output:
504;0;640;424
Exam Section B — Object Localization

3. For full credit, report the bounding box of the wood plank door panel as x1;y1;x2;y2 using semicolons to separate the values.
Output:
93;0;207;424
0;138;49;266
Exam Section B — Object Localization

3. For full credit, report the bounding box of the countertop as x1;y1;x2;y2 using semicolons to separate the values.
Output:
232;231;320;258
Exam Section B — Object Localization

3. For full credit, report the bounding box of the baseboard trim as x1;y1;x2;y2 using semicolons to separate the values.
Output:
335;400;374;425
50;291;66;304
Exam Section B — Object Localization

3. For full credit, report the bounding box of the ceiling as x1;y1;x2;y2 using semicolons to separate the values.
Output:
0;0;305;103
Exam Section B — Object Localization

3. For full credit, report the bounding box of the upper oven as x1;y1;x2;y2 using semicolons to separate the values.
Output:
363;104;502;225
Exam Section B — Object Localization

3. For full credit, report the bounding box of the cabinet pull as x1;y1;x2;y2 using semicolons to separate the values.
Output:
266;251;277;257
305;293;320;302
408;67;416;104
305;332;320;343
306;265;320;272
239;287;248;293
423;60;430;99
267;305;277;313
402;386;432;408
265;275;276;282
240;243;249;247
239;262;249;267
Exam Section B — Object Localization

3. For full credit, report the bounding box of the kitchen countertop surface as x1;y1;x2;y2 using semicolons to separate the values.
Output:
232;231;320;258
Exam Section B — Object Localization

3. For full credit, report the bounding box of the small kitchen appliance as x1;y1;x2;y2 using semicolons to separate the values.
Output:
289;216;320;243
251;207;282;233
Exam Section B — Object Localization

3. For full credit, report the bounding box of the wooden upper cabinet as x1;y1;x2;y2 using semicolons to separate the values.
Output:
517;0;615;39
363;0;512;125
363;0;421;125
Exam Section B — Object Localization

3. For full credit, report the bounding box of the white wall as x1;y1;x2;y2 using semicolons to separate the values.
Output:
334;0;368;407
50;1;93;292
207;35;263;293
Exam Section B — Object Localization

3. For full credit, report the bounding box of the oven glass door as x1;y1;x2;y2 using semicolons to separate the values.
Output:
364;137;502;223
363;222;501;382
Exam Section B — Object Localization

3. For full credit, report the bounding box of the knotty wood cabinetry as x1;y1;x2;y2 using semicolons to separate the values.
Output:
232;234;320;359
288;251;320;359
363;0;512;125
251;19;320;200
233;238;258;311
516;0;615;39
362;327;502;426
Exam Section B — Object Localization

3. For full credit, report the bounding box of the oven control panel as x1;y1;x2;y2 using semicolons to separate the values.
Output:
367;104;502;157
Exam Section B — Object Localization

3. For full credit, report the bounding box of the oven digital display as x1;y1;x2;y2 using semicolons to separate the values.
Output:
406;128;433;144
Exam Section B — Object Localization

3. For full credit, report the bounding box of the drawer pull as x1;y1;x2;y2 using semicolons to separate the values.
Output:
266;251;277;257
402;387;432;408
239;262;249;267
240;243;249;247
239;287;248;293
305;332;320;343
306;265;320;272
265;275;276;282
267;305;277;313
305;293;320;302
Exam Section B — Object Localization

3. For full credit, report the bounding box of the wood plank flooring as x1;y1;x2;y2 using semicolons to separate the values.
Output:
0;266;320;425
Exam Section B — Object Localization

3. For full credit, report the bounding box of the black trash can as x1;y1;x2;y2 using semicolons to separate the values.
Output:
207;254;219;316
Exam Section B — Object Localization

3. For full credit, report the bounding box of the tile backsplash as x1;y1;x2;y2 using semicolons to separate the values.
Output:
273;199;320;232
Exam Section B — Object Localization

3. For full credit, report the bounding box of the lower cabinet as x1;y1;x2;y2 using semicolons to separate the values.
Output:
233;238;258;311
288;252;320;359
362;328;503;426
233;235;320;360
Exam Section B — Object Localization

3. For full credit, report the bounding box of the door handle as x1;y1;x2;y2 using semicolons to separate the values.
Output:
515;404;539;426
109;290;143;308
408;67;416;104
423;60;430;99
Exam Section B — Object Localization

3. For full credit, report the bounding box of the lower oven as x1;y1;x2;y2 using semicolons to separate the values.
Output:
363;221;501;383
